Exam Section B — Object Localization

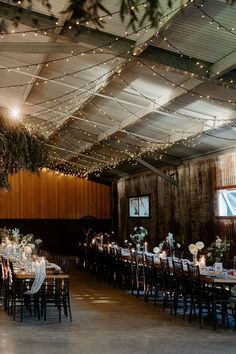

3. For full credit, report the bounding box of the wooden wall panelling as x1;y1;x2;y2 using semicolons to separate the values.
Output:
78;177;84;217
0;170;111;219
88;180;93;216
113;151;236;249
41;170;58;218
82;178;88;216
97;183;103;219
77;178;83;217
175;164;191;245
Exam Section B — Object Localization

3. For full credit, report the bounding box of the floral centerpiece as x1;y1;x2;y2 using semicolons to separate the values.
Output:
188;241;204;265
91;231;115;246
0;227;42;261
207;236;230;264
130;226;147;251
158;232;181;257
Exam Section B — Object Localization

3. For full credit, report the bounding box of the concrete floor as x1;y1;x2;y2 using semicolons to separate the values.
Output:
0;271;236;354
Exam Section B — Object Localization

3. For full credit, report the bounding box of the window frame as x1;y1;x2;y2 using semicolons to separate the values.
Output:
216;185;236;218
128;195;150;218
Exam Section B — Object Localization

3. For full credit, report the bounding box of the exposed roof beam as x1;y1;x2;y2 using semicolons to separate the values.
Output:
74;77;208;154
0;42;91;53
46;143;106;163
135;157;178;186
139;46;209;76
0;41;209;80
21;53;48;105
182;142;236;163
209;49;236;79
0;2;209;77
0;62;157;110
47;56;128;138
22;0;71;130
96;103;155;143
68;35;236;165
156;77;202;106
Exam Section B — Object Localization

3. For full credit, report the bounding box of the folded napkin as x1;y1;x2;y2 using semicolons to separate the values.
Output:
25;259;46;295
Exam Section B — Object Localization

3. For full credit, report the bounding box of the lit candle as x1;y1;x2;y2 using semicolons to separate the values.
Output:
144;242;148;253
199;255;206;268
160;251;167;259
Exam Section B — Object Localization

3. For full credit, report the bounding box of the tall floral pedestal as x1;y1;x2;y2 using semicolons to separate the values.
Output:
193;254;198;266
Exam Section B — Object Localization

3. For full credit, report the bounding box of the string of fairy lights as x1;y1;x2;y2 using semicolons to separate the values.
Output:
0;1;195;176
50;81;234;175
45;96;174;176
0;0;151;38
193;2;236;35
43;78;204;177
43;0;236;171
25;50;234;133
17;66;236;174
0;0;235;91
0;0;190;38
0;1;235;98
10;56;236;176
1;0;236;177
1;9;235;123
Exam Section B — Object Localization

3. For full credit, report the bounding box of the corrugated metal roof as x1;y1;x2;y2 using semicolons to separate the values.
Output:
0;0;67;19
152;0;236;63
1;0;236;181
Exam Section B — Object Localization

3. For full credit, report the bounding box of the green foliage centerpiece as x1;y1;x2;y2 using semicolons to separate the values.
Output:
207;236;230;264
130;226;147;251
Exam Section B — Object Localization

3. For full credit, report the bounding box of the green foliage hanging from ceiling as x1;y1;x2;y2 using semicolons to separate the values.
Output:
0;109;48;191
0;0;178;31
3;1;235;32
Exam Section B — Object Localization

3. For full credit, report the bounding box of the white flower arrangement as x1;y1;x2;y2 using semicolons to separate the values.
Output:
188;241;204;265
158;232;181;253
12;228;21;241
188;241;204;255
153;246;160;254
35;238;42;246
0;227;43;260
207;236;230;263
130;226;147;245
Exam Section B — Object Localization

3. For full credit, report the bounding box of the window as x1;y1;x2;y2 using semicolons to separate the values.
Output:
217;188;236;216
129;196;150;217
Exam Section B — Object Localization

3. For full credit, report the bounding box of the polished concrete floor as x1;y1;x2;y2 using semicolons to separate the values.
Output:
0;271;236;354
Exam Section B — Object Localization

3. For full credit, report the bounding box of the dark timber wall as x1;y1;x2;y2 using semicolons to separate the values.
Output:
112;151;236;249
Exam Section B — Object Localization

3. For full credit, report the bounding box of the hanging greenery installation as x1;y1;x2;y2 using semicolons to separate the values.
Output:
0;109;48;191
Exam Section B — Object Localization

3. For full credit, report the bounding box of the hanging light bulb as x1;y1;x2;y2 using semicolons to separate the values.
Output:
10;108;21;120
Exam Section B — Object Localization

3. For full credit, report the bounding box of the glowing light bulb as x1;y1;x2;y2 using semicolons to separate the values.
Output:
10;108;20;120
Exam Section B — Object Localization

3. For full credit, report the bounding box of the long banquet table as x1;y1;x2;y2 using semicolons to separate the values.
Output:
1;257;72;323
13;269;71;322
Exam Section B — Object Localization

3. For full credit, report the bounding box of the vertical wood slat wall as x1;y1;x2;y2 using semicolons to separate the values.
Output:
0;170;111;219
113;151;236;247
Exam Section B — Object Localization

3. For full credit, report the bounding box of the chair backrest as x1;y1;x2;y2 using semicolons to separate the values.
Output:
233;256;236;269
160;258;170;273
172;260;184;277
187;263;200;280
145;254;154;267
173;249;184;259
